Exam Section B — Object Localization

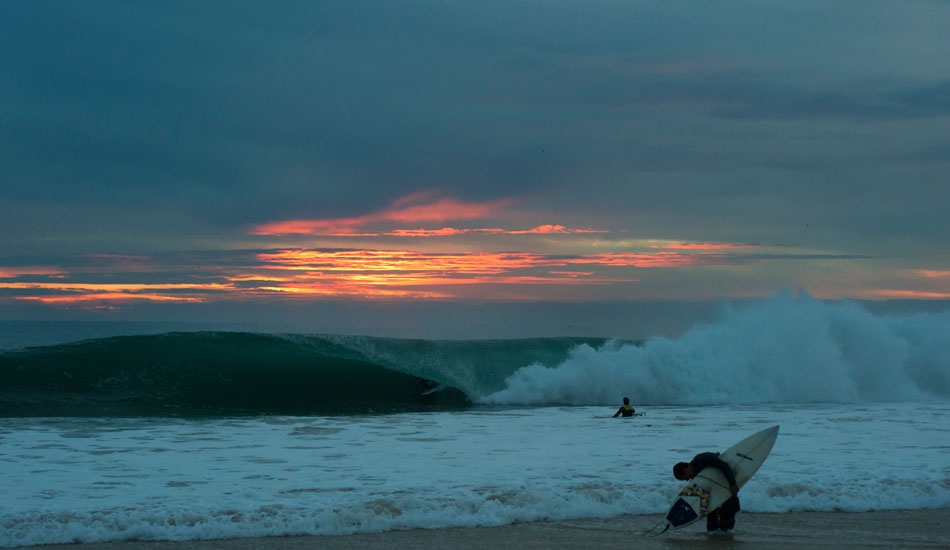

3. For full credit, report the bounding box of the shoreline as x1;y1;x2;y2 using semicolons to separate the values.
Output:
17;509;950;550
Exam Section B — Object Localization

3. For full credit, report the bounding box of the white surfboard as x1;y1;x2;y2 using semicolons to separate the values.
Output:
664;425;779;531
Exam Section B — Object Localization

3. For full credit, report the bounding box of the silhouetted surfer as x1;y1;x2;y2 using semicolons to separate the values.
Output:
417;377;438;394
612;397;636;417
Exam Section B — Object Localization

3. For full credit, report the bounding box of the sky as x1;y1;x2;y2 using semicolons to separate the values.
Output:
1;0;949;338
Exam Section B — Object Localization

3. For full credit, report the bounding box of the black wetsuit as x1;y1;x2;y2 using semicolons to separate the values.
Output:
612;404;636;417
689;452;741;531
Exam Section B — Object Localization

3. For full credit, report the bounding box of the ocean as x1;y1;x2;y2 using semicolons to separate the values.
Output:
1;294;949;547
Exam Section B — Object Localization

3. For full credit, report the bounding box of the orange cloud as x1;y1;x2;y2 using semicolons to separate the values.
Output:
0;246;773;306
384;192;509;222
234;248;714;298
913;270;950;278
249;218;374;236
255;250;544;275
255;283;451;299
385;228;472;237
561;252;723;268
253;249;704;279
651;243;769;250
16;293;205;304
0;282;232;292
382;225;608;237
523;224;571;234
508;225;607;235
0;267;65;278
0;281;233;305
550;271;595;277
866;289;950;300
251;192;513;236
253;249;719;275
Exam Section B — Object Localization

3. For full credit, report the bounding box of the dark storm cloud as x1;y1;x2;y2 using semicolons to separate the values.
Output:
1;1;572;226
2;0;949;265
704;77;950;121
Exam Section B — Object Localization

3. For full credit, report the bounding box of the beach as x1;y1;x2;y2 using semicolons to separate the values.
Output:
19;510;950;550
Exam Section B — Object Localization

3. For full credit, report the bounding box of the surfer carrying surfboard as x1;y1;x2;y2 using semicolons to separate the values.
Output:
662;426;777;535
674;453;741;532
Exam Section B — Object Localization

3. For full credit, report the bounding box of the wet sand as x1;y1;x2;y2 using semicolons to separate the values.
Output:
20;510;950;550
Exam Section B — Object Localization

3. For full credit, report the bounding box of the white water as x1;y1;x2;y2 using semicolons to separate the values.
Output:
482;293;950;405
2;402;949;547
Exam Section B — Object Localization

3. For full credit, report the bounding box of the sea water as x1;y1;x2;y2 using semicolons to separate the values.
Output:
1;293;949;547
2;403;949;547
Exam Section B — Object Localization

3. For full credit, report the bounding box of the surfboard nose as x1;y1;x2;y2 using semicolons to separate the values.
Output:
666;497;700;527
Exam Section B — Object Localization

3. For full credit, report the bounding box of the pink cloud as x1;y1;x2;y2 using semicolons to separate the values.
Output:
385;228;475;237
382;192;511;223
866;289;950;300
510;225;606;234
562;252;723;268
382;225;606;237
913;270;950;278
251;192;514;236
0;267;65;278
651;243;770;250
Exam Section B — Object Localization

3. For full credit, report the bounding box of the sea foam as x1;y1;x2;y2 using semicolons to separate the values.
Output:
482;292;950;405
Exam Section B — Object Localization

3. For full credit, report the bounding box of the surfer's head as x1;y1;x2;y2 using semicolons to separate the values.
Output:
673;462;694;480
622;397;630;405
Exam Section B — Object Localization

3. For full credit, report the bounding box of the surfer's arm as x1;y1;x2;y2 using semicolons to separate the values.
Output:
612;407;623;417
710;458;740;494
693;453;739;489
709;457;738;487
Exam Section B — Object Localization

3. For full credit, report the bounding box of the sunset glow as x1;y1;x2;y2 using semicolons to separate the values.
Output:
4;184;909;310
0;246;738;306
256;250;548;274
3;1;948;336
2;235;940;309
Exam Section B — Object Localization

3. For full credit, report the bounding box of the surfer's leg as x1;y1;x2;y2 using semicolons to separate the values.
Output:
705;509;720;531
718;496;740;531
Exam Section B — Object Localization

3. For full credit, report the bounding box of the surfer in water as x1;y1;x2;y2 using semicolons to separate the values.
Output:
417;377;438;394
612;397;636;417
673;452;741;532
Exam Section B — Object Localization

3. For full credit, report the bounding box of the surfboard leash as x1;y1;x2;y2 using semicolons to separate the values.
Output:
641;520;670;536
